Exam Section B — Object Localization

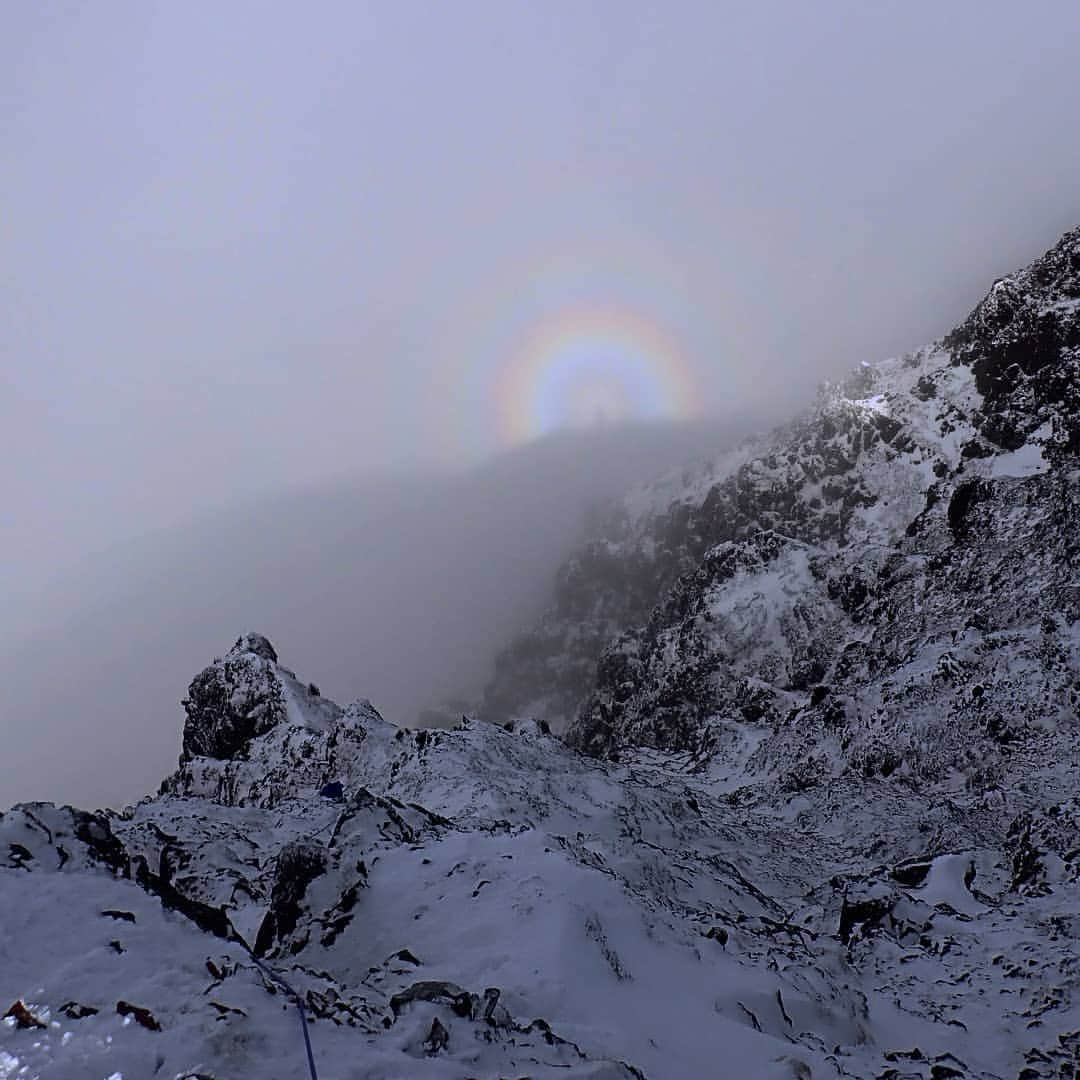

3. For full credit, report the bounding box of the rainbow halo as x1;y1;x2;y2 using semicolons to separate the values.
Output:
496;307;700;446
437;245;706;458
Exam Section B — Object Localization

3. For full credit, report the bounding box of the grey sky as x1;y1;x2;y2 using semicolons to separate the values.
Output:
2;2;1079;805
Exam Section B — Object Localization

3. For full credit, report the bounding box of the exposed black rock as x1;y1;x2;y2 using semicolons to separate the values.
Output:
101;909;136;923
390;980;471;1017
181;634;287;762
72;810;130;876
945;226;1080;456
423;1016;449;1054
58;1001;100;1020
3;1001;46;1030
116;1000;162;1032
254;839;328;956
947;478;990;538
839;888;896;945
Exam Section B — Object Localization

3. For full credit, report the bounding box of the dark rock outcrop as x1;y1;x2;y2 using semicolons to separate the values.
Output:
254;839;328;956
116;1000;162;1032
945;226;1080;456
181;634;287;762
3;1001;46;1030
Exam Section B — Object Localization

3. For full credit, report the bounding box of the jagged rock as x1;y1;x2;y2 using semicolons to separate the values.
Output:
839;885;896;945
101;909;136;922
570;531;844;757
389;981;471;1018
6;842;32;868
947;478;990;537
891;860;933;888
72;810;130;874
254;839;328;956
116;1000;162;1031
181;634;287;761
945;226;1080;455
423;1015;449;1054
233;632;278;664
3;1001;46;1029
1006;800;1080;895
58;1002;99;1020
207;1000;246;1018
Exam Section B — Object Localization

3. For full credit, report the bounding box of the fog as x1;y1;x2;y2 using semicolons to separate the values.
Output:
3;2;1080;807
0;420;777;809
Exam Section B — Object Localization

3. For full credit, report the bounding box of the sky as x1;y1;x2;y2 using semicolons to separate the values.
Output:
2;1;1080;806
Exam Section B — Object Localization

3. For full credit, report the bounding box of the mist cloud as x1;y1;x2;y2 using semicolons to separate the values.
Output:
0;421;775;810
3;2;1079;805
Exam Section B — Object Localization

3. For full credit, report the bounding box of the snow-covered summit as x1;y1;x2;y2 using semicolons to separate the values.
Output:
179;632;343;765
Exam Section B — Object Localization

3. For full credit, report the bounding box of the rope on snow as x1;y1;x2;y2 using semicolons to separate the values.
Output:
249;954;320;1080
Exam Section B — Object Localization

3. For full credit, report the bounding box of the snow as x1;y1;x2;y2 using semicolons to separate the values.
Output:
851;392;889;414
8;658;1080;1079
989;436;1050;478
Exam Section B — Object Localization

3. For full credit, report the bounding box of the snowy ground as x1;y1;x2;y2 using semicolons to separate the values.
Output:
4;671;1080;1078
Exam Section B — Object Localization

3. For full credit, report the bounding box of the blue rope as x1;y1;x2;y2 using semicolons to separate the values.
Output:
294;995;319;1080
250;954;320;1080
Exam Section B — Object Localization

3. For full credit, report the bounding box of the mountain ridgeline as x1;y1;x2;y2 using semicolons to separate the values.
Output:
484;226;1080;772
2;229;1079;1079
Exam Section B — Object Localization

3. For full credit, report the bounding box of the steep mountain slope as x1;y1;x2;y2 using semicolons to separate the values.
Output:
482;227;1080;756
3;230;1080;1080
567;227;1079;777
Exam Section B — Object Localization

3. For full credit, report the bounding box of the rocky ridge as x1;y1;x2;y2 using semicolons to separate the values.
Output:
483;227;1080;746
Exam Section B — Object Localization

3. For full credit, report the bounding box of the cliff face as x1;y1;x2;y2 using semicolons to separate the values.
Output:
180;634;287;761
478;230;1080;777
947;226;1080;453
567;230;1080;775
